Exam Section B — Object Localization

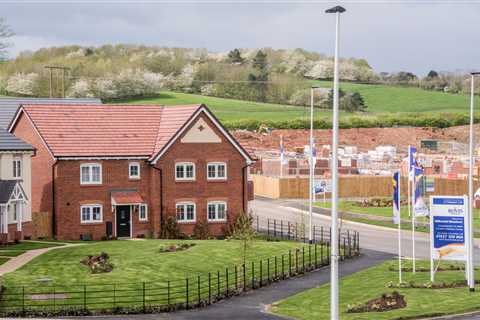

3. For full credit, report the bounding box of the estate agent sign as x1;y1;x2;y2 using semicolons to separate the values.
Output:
429;196;467;262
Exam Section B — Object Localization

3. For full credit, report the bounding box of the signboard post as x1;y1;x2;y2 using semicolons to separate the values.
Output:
429;196;468;283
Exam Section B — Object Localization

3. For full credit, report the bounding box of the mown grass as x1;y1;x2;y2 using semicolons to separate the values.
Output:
0;241;64;252
3;239;306;286
0;257;9;265
272;259;480;320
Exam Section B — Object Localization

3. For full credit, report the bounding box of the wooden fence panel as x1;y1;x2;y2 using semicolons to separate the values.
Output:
31;211;52;239
252;174;475;199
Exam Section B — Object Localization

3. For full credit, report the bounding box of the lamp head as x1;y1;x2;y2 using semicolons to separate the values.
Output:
325;6;346;14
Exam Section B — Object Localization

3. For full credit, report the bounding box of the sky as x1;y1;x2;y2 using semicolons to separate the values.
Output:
1;0;480;76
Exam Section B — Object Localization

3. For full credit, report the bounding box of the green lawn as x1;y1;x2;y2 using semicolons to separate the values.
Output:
3;239;306;286
0;241;64;252
0;239;320;314
272;259;480;320
0;257;9;265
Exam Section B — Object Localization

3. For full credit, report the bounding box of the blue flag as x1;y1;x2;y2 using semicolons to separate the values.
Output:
393;172;400;224
413;166;429;217
408;146;418;181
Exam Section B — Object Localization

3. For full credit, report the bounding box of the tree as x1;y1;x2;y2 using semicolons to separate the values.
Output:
0;18;14;59
427;70;439;79
227;48;244;64
248;50;269;102
227;212;256;266
324;89;367;112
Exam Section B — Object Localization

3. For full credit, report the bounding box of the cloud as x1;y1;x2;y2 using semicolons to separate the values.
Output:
1;1;480;75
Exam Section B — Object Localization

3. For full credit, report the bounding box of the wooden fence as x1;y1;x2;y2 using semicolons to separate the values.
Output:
252;174;478;199
31;212;51;239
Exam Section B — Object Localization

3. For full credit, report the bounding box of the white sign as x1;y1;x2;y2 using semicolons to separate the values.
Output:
430;196;467;261
314;179;332;194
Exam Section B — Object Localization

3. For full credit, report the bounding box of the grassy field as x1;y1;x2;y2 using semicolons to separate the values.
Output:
272;259;480;320
310;80;480;113
114;82;480;126
114;92;331;122
3;239;305;286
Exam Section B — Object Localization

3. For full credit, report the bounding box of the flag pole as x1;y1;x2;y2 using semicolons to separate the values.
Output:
395;171;402;283
412;168;416;273
408;146;411;218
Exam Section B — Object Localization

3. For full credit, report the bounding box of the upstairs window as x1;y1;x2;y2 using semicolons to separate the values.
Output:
129;162;140;179
12;157;22;179
80;163;102;185
81;204;103;223
207;201;227;221
207;162;227;180
175;162;195;181
176;202;196;222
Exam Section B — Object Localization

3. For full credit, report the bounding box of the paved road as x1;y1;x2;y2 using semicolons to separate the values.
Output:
69;250;392;320
251;198;480;263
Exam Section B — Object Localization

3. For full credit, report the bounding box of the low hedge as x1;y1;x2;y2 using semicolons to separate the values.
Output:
223;113;478;130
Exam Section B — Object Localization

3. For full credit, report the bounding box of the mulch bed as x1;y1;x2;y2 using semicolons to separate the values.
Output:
347;291;406;313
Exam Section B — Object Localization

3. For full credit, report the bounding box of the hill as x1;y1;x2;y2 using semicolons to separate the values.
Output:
117;86;480;130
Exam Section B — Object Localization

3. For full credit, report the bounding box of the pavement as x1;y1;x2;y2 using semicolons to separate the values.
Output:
66;249;392;320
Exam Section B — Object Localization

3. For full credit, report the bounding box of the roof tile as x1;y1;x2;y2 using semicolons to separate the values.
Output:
20;104;201;157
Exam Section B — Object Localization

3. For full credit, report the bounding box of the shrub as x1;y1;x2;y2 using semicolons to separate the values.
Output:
161;216;182;239
193;220;211;240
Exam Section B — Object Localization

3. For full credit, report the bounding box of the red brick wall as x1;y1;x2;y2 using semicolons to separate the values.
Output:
11;112;56;216
13;111;250;240
155;113;248;237
55;160;155;240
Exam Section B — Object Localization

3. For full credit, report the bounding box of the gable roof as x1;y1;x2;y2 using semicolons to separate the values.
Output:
0;129;35;152
0;97;101;129
10;103;254;163
9;104;203;158
0;180;17;204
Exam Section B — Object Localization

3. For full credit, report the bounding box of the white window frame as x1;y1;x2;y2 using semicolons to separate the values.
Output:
176;202;196;223
80;163;102;185
207;162;227;180
80;204;103;224
12;156;22;179
175;162;196;181
207;201;227;222
129;162;141;179
139;204;148;221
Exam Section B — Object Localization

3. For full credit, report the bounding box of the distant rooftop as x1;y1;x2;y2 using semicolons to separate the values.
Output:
0;129;35;152
0;97;102;129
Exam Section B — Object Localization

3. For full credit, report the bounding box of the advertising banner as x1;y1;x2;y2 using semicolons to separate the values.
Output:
414;167;429;217
430;196;467;261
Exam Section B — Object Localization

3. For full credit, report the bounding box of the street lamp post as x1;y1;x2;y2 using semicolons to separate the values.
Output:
326;5;345;320
309;86;320;243
468;72;479;291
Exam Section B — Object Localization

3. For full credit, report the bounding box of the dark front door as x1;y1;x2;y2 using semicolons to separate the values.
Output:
116;206;131;238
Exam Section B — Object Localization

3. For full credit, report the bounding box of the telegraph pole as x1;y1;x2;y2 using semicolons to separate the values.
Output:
44;66;70;98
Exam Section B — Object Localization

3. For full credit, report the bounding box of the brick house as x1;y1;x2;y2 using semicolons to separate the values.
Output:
0;130;35;244
9;104;254;240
